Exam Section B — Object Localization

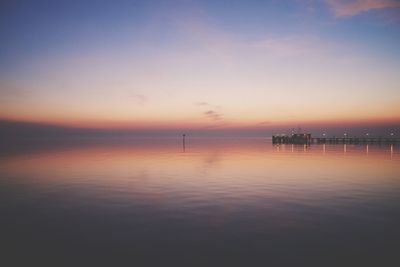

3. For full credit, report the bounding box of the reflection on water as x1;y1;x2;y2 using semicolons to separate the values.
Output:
0;138;399;265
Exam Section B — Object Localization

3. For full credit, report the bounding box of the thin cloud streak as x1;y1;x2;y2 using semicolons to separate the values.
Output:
204;110;223;121
194;101;209;106
326;0;400;16
195;101;224;122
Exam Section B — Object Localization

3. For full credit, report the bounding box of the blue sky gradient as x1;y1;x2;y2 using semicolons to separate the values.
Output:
1;0;399;135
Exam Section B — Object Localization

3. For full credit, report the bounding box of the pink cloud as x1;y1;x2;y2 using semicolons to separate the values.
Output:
326;0;400;16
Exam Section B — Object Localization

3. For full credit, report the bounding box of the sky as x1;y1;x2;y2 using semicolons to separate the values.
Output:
0;0;399;136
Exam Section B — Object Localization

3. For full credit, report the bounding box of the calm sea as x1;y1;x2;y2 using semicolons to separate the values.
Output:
0;137;399;266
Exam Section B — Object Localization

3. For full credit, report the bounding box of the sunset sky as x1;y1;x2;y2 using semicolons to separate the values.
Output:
0;0;399;134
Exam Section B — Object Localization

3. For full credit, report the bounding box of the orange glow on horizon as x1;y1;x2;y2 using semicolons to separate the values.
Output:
1;114;399;131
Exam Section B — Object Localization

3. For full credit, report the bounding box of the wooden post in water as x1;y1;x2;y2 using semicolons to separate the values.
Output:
182;134;186;152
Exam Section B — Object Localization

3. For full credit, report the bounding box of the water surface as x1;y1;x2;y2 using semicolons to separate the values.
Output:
0;138;399;266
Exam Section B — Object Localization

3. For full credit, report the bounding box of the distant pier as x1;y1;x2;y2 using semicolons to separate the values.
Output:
311;137;399;144
272;134;312;144
272;134;399;144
